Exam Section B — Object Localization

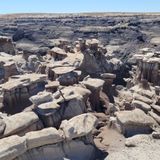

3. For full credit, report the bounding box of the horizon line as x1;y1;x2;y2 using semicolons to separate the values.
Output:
1;12;160;16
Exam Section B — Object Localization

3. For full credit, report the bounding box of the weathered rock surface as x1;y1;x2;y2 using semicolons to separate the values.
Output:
125;134;151;147
0;135;27;160
116;109;157;137
133;93;153;105
82;77;105;111
131;100;151;113
151;104;160;114
0;113;99;160
0;36;15;55
82;77;105;90
25;127;63;149
15;140;97;160
2;112;43;137
53;85;91;103
137;57;160;86
35;101;61;127
29;91;53;105
0;52;18;80
148;111;160;124
0;73;47;114
34;86;90;128
60;113;97;140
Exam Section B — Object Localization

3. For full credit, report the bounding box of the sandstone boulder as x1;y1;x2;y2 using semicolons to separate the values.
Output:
151;104;160;114
60;113;97;140
2;112;43;137
100;73;116;80
61;96;87;120
45;81;60;92
131;100;151;113
54;88;87;117
15;139;96;160
35;86;90;128
136;56;160;86
35;101;61;127
0;135;27;160
82;77;105;111
101;73;116;103
133;93;153;104
0;36;15;55
148;111;160;124
82;77;105;90
29;91;53;105
1;73;47;114
136;88;155;99
62;140;96;160
116;109;157;137
53;86;91;103
25;127;64;149
0;52;18;80
125;134;152;147
57;71;79;86
48;47;67;61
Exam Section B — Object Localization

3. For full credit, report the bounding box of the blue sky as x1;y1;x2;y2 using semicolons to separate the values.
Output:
0;0;160;14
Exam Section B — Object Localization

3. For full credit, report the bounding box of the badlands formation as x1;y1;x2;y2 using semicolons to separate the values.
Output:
0;13;160;160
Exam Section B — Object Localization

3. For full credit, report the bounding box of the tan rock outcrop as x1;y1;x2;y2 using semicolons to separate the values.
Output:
29;91;53;105
36;97;87;128
35;101;61;127
0;113;98;160
25;127;63;149
137;56;160;86
82;77;105;111
15;140;96;160
1;112;43;137
0;52;18;81
0;135;27;160
148;111;160;124
60;113;97;140
131;100;151;113
133;93;153;104
48;47;67;61
0;36;15;55
101;73;116;103
116;109;157;137
0;74;47;114
125;134;151;147
33;85;91;128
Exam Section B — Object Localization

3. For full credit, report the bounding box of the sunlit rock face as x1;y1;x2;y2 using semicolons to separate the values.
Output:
0;114;100;160
0;36;15;55
0;53;18;81
0;74;47;114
